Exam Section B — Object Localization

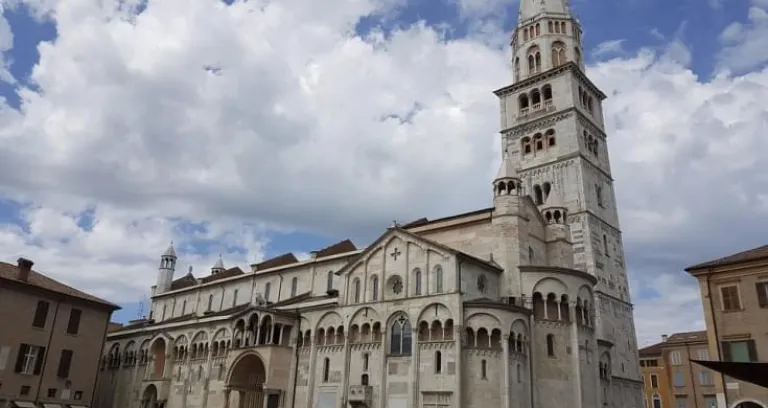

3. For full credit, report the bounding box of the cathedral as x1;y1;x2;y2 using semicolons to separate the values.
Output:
94;1;643;407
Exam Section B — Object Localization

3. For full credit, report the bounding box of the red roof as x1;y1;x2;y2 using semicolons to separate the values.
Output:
686;244;768;272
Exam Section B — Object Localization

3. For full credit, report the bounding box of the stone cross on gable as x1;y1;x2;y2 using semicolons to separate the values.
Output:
390;248;402;261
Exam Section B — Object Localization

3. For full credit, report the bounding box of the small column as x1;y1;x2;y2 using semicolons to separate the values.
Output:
341;331;352;407
378;330;388;408
410;329;420;408
454;325;463;408
223;388;231;408
528;313;538;408
570;302;583;408
201;344;214;408
305;335;319;408
502;334;511;408
286;328;300;408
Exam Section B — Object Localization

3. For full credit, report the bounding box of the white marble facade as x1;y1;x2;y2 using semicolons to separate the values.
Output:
94;1;643;408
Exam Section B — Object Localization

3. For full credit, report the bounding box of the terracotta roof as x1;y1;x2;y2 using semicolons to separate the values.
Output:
0;260;120;310
638;342;664;357
199;267;244;284
170;273;198;290
401;207;494;229
254;253;299;271
686;244;768;272
665;330;708;344
315;239;357;258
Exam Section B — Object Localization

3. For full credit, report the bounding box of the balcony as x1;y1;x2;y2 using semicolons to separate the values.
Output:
348;385;372;408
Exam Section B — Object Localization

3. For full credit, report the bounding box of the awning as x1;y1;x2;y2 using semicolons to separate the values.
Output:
13;402;37;408
691;360;768;388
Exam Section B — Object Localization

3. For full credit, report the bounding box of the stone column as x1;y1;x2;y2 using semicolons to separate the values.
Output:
223;388;231;408
305;335;318;408
341;331;352;407
411;329;420;408
528;313;538;408
286;328;300;408
202;344;214;408
570;302;583;408
379;330;388;408
502;334;511;408
454;324;463;408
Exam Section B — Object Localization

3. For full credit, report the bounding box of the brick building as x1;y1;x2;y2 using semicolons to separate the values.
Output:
0;257;120;408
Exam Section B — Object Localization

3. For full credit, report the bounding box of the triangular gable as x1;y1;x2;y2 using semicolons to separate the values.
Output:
336;226;502;277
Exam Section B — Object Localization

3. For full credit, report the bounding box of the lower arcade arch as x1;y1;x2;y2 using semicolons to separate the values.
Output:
733;401;766;408
226;353;268;408
140;384;163;408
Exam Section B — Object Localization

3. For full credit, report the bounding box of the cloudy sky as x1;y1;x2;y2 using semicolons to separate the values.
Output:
1;0;767;346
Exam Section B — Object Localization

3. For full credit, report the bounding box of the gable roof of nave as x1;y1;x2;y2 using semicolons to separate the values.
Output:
107;302;300;339
336;226;503;277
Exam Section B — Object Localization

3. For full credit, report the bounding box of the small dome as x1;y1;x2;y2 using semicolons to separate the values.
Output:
163;242;177;258
212;255;225;272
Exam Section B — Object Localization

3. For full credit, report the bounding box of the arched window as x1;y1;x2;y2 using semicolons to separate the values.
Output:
371;276;379;301
546;129;556;147
552;41;567;67
233;289;239;307
327;271;334;291
414;269;422;295
534;133;543;151
547;21;553;33
523;27;529;41
603;235;610;257
652;394;661;408
389;316;413;356
533;184;543;205
291;277;298;297
435;351;442;373
322;357;330;382
264;282;271;302
527;46;541;74
554;21;561;33
363;353;369;371
542;85;553;102
546;334;555;357
361;373;369;386
353;278;361;303
521;137;532;154
535;23;540;36
575;47;582;66
519;94;529;112
481;359;487;379
207;295;213;311
514;57;520;79
434;266;444;293
596;185;604;207
528;246;534;262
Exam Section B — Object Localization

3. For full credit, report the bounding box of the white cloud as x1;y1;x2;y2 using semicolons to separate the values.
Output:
717;0;768;74
0;0;767;345
592;39;626;58
0;5;16;84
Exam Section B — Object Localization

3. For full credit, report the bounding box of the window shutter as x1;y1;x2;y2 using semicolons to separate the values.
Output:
720;342;732;362
747;340;758;362
14;344;28;373
33;301;50;328
66;309;82;334
33;347;46;375
57;350;73;378
757;283;768;307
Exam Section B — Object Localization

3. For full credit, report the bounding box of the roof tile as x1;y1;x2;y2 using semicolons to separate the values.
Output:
686;244;768;271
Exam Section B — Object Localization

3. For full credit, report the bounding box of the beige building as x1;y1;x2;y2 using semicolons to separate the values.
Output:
0;257;120;408
638;331;718;408
94;1;644;407
686;244;768;408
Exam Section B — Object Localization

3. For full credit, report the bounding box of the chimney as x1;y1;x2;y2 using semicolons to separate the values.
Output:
661;334;668;342
17;258;34;282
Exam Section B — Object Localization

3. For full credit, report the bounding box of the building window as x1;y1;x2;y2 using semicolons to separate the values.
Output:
233;289;239;307
362;353;369;371
326;271;334;291
32;300;50;328
47;388;57;398
207;294;214;311
414;268;422;295
652;394;661;408
670;351;682;365
389;316;413;356
361;373;369;386
719;285;741;311
722;339;758;362
264;282;271;302
322;358;330;382
603;235;610;257
703;396;716;408
528;246;535;262
15;344;44;375
546;334;555;357
481;359;487;379
699;370;713;385
675;396;687;408
353;278;361;303
756;281;768;308
66;308;82;335
595;185;604;207
673;369;684;387
477;275;487;294
650;374;658;388
698;348;710;361
435;351;442;373
371;276;379;301
57;349;73;378
291;277;298;297
20;386;30;396
434;266;443;293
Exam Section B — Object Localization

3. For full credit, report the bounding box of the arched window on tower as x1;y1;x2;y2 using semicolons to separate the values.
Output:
552;41;567;67
527;46;541;74
603;235;610;257
545;129;556;147
514;57;520;80
390;315;413;356
547;21;553;33
435;351;442;373
535;23;540;36
323;358;330;382
519;94;530;114
533;133;543;151
542;85;553;105
521;137;532;154
523;27;529;41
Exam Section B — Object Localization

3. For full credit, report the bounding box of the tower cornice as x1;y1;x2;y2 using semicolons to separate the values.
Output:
501;106;606;143
493;61;606;101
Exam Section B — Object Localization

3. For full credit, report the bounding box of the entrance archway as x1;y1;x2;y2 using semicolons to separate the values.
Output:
141;384;159;408
227;353;267;408
734;402;765;408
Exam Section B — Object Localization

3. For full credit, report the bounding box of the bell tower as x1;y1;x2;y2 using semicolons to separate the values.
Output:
494;0;643;406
